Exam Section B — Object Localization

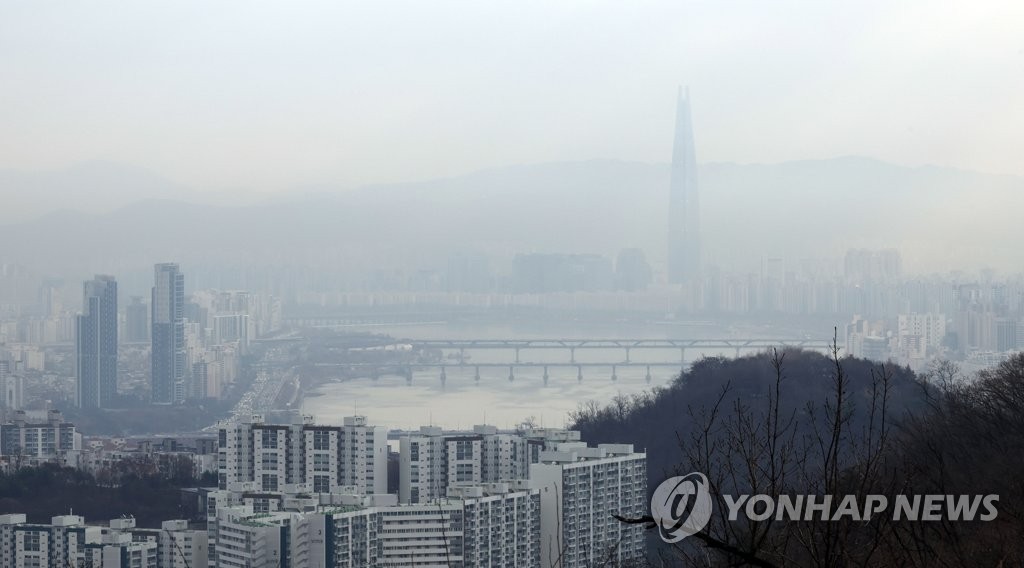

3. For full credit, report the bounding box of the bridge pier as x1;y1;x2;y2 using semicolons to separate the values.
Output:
645;365;652;383
508;366;515;382
680;347;686;363
624;347;631;363
440;366;447;387
405;366;413;386
474;365;481;383
458;348;466;365
577;365;583;383
543;366;549;386
569;347;576;364
735;347;741;358
611;365;618;382
514;348;521;364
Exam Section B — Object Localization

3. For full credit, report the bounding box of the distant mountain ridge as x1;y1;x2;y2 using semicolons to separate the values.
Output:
1;157;1022;278
0;161;263;224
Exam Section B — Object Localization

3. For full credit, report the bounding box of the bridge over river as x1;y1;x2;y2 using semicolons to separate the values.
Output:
313;337;832;386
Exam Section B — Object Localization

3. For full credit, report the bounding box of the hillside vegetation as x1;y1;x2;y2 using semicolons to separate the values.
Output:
571;349;1024;567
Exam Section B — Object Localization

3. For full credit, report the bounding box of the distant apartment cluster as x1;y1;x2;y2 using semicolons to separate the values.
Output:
147;264;282;404
0;413;648;567
0;514;206;568
845;280;1024;371
148;263;281;404
0;262;282;411
277;248;914;315
203;414;647;568
0;410;216;476
207;485;538;568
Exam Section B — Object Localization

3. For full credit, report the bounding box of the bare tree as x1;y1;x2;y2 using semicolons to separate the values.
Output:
619;333;899;568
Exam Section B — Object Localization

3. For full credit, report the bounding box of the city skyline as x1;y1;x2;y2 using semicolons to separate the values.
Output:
2;3;1022;566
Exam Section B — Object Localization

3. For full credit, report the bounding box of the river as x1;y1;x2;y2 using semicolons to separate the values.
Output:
300;319;803;430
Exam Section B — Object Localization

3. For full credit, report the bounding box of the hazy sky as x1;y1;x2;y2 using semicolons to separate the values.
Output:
1;1;1022;191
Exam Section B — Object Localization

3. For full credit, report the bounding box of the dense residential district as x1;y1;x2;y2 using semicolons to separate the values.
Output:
0;411;646;568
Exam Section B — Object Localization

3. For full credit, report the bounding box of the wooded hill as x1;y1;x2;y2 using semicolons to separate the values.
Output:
571;349;1024;566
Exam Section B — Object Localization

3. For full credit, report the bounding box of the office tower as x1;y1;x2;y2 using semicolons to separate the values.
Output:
75;275;117;409
152;263;185;404
668;87;701;284
125;296;149;343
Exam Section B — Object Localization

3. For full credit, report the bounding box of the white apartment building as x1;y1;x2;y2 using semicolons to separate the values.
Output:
133;520;208;568
0;410;81;465
0;514;99;568
214;484;540;568
98;533;158;568
300;416;387;495
455;483;540;568
213;506;298;568
399;425;568;504
0;514;201;568
529;443;647;568
897;313;946;361
204;488;395;568
218;415;387;495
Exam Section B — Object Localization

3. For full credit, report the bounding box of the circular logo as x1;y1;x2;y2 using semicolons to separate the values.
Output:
650;472;713;542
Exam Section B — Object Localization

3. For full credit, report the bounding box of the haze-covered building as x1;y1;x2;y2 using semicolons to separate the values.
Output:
76;275;118;408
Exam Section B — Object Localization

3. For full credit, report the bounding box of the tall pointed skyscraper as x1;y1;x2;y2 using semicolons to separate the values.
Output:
668;87;701;284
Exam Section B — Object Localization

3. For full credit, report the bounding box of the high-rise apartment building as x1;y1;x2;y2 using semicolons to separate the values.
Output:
897;313;947;362
76;275;118;408
218;415;388;495
0;514;204;568
0;514;109;568
152;263;185;404
399;425;573;504
529;443;647;568
212;484;540;568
